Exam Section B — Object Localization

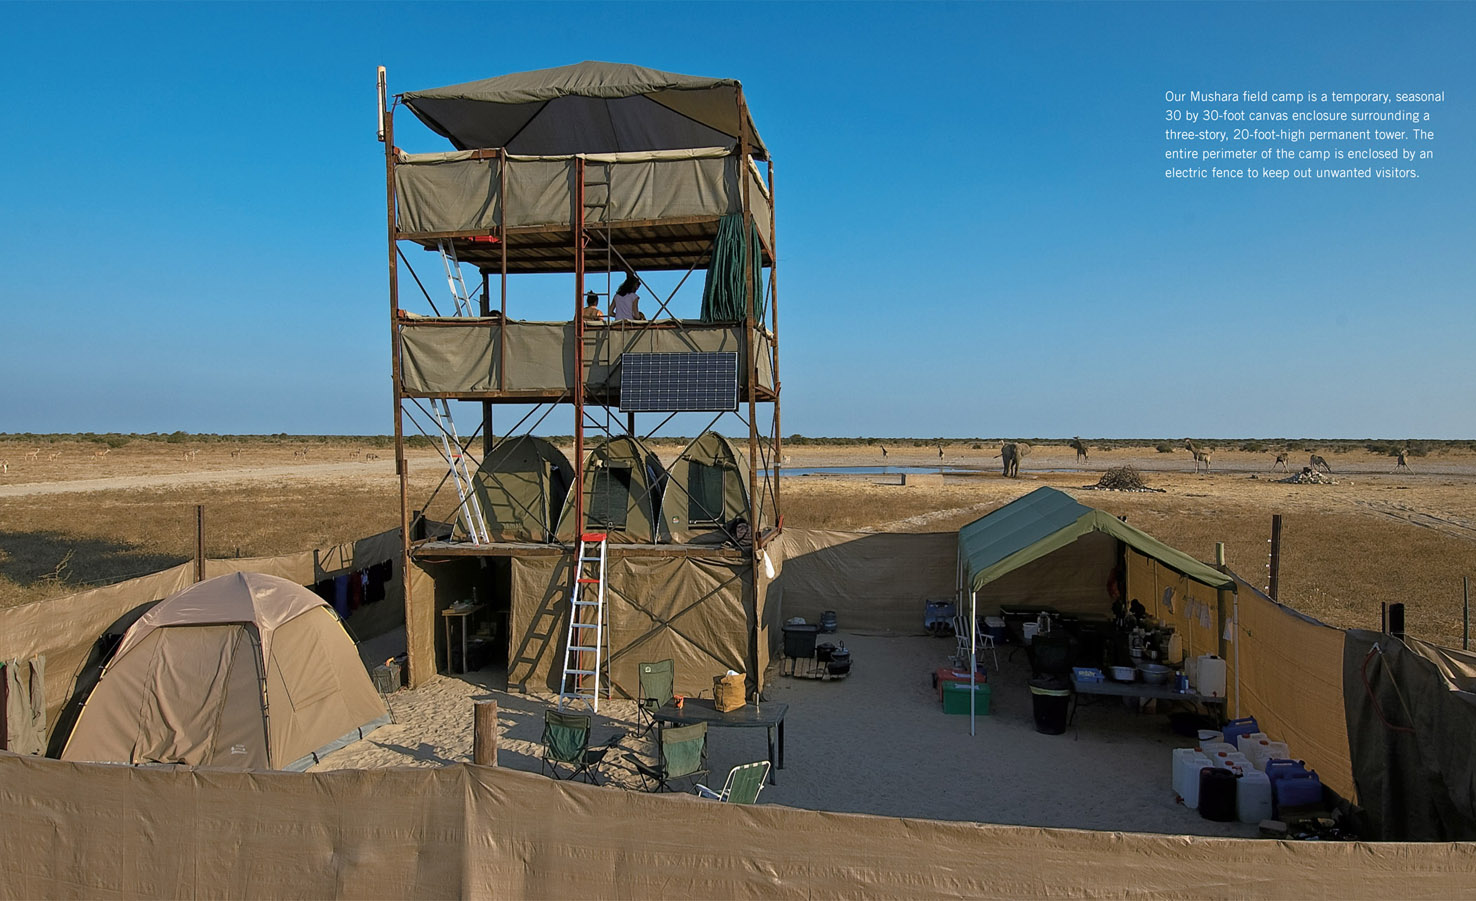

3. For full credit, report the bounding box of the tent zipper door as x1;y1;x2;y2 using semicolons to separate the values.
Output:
558;533;608;712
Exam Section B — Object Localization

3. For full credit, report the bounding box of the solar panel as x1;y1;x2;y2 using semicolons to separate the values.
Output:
618;351;739;412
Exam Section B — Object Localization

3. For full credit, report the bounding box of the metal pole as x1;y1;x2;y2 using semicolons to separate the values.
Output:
481;270;493;459
1389;603;1406;641
1464;576;1469;650
573;157;587;542
1268;514;1282;601
194;505;205;583
737;89;764;695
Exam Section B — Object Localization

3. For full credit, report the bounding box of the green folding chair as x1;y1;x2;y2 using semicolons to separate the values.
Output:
541;709;620;784
626;722;708;792
636;659;675;736
696;761;771;804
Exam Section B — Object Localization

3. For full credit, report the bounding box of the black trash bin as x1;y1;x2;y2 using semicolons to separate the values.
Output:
1029;675;1071;735
782;623;820;659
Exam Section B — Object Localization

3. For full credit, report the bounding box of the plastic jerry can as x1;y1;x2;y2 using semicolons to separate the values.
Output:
1194;655;1228;698
1174;749;1211;806
1264;758;1309;787
1199;741;1236;756
1253;741;1290;771
1220;716;1260;746
1274;770;1323;811
1198;768;1238;822
1236;731;1269;756
1237;771;1274;823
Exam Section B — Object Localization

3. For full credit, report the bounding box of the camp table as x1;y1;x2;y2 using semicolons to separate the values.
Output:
653;698;788;784
441;602;484;674
1067;672;1226;727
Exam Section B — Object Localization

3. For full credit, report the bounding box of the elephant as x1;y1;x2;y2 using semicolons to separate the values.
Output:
1000;442;1032;478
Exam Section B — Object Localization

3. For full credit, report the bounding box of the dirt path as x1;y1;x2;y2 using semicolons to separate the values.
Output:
0;460;400;498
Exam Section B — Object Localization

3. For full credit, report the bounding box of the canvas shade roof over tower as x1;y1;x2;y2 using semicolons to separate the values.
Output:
664;431;751;544
473;435;575;543
402;60;768;158
556;435;669;544
61;572;388;771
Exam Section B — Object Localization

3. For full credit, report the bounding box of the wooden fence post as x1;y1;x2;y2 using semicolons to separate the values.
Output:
474;700;498;766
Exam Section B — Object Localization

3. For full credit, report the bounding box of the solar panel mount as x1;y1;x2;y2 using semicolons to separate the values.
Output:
618;351;739;413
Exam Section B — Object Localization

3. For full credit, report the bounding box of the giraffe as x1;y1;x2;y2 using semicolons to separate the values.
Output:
1273;452;1290;471
1183;439;1212;473
1310;454;1332;473
881;446;888;459
1394;449;1411;471
1070;437;1089;463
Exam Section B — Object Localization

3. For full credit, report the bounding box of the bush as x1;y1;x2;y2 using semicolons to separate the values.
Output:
1240;441;1267;453
1155;443;1175;454
164;431;190;445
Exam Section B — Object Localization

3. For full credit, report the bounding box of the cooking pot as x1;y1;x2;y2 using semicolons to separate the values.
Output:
816;643;837;663
827;647;852;675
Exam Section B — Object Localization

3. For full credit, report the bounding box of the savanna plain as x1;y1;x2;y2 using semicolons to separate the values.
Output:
1;435;1473;649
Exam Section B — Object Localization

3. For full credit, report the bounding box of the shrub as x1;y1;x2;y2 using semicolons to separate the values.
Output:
1155;443;1175;454
164;431;190;445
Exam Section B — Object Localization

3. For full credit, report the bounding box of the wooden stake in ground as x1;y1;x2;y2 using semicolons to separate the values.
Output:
194;505;205;583
1268;514;1282;601
473;700;498;766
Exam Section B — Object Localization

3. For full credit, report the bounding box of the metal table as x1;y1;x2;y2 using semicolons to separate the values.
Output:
440;603;484;674
653;698;788;784
1068;673;1226;725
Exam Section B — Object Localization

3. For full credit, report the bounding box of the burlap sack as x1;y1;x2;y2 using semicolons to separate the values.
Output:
713;673;746;712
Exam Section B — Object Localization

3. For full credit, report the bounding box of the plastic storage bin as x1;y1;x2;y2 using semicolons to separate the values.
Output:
782;623;820;658
942;681;991;715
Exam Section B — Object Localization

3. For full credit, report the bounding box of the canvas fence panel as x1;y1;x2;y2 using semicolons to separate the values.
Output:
1127;552;1225;679
3;752;1474;900
1232;574;1355;801
1343;630;1476;841
771;530;956;633
0;564;195;747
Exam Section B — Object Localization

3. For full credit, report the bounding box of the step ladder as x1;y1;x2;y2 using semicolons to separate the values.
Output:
558;533;609;711
429;400;489;544
436;240;476;316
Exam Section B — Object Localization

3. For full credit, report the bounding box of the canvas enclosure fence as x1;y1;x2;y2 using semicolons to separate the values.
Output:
4;752;1474;900
398;319;775;395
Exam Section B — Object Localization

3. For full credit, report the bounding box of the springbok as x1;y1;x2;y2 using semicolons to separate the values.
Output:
47;451;61;460
182;449;198;462
24;449;40;461
1070;437;1089;463
293;449;309;458
1273;452;1290;471
1310;454;1332;473
92;448;110;459
230;448;242;459
1184;439;1212;473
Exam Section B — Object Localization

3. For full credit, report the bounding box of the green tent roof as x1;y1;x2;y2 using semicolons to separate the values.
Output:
957;487;1235;593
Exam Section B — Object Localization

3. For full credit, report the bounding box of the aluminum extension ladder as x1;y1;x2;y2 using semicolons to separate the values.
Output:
428;400;489;544
558;533;609;711
436;240;476;316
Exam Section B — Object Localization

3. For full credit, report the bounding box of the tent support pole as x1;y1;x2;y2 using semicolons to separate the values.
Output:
194;505;205;583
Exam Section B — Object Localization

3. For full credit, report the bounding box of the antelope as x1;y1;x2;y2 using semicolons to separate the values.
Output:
92;448;110;459
24;449;40;461
182;449;198;462
230;448;242;459
1310;454;1332;473
48;451;61;460
365;452;380;461
1273;452;1290;471
1070;437;1089;463
293;449;309;458
350;449;360;459
1184;439;1212;473
2;461;8;474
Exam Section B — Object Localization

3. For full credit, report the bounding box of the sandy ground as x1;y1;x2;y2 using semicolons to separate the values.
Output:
320;628;1256;837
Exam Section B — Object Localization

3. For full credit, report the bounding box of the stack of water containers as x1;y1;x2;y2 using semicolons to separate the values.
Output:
1172;716;1323;823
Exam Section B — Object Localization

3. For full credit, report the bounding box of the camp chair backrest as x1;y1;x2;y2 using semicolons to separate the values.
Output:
661;722;707;779
724;761;770;804
638;659;675;711
543;710;592;764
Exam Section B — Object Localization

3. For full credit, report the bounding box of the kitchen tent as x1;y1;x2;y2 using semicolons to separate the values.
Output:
473;435;575;543
61;572;388;771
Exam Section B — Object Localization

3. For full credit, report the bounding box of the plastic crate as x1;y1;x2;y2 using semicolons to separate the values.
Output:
942;681;991;715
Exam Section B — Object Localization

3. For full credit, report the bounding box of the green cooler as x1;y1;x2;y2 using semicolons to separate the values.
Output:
942;681;991;715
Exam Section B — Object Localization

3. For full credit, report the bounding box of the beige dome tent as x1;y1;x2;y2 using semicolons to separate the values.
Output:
474;435;576;542
556;435;668;544
61;572;388;772
663;431;751;544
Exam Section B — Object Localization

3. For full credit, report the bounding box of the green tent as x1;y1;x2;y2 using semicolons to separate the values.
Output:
555;436;669;544
663;431;751;545
473;436;575;543
957;486;1234;595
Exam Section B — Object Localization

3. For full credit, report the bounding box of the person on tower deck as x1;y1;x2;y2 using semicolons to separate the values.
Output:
582;291;605;322
611;273;645;321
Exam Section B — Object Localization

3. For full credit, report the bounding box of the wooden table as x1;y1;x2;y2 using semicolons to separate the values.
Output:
441;603;484;674
653;697;788;784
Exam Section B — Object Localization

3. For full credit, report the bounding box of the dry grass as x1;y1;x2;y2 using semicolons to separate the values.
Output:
3;437;1473;650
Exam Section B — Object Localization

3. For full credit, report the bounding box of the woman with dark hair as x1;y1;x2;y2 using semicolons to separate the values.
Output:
611;273;645;321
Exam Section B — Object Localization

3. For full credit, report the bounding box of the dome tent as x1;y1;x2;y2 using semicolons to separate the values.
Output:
61;572;388;771
663;431;751;544
556;435;669;544
474;435;576;543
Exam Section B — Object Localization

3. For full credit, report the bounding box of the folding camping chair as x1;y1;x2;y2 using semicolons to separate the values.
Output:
695;761;771;804
625;722;708;792
540;709;621;784
635;659;675;737
953;613;999;672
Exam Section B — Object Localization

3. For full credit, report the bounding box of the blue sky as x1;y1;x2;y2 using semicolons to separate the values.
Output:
2;2;1471;438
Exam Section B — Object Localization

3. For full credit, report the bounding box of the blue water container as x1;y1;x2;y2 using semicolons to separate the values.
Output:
1221;716;1261;746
